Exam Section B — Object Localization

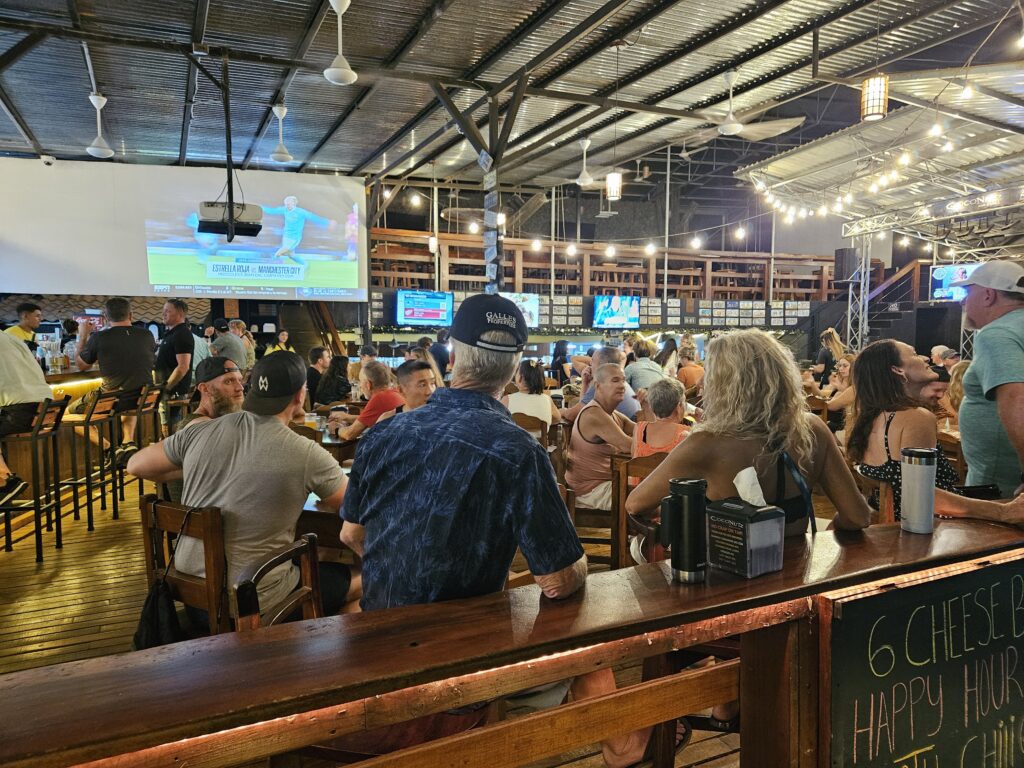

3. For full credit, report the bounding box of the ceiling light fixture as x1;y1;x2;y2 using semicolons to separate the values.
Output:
606;45;624;202
269;104;293;163
644;242;656;255
605;244;616;259
929;122;943;137
734;226;746;239
898;151;912;166
566;243;577;257
605;170;623;202
899;236;910;247
496;211;506;227
86;92;114;159
531;239;542;252
690;236;702;249
468;221;480;234
860;73;889;122
324;0;358;85
409;192;422;207
961;80;974;99
428;235;438;254
942;140;955;152
382;187;391;200
817;204;828;216
869;183;879;194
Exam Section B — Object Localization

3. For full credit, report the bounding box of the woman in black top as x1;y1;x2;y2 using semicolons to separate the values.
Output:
316;355;353;405
550;339;571;385
813;328;844;386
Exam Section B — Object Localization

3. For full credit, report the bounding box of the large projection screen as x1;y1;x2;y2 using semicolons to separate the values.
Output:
0;159;367;301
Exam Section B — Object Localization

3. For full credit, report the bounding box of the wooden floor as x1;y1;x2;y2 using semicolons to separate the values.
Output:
0;483;746;767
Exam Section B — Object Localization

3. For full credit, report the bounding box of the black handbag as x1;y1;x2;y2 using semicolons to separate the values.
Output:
132;510;193;650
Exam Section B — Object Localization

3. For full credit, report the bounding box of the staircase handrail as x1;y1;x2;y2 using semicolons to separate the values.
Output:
867;259;927;303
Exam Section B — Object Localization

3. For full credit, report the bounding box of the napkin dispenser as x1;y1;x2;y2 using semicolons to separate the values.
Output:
705;498;785;578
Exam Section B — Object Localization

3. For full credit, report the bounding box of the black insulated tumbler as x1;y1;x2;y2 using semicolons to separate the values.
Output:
659;478;708;583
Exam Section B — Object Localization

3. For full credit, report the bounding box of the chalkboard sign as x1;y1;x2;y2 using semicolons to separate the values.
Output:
826;557;1024;767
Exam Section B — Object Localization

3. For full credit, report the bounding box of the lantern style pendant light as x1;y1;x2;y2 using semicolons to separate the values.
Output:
860;73;889;122
86;92;114;159
605;170;623;202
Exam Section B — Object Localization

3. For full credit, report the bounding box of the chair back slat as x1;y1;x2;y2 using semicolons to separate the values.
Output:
86;390;123;420
140;494;230;635
138;384;163;414
612;452;668;569
34;397;69;438
234;534;322;631
511;413;549;449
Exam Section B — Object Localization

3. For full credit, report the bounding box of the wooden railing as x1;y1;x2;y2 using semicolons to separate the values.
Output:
371;228;841;302
867;258;927;304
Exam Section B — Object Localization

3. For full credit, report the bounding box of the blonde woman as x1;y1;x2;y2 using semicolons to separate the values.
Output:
228;320;256;372
948;359;971;413
814;328;845;386
627;329;871;537
408;346;446;389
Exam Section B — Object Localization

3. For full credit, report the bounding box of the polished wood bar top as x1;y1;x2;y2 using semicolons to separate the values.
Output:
43;370;102;384
3;520;1022;767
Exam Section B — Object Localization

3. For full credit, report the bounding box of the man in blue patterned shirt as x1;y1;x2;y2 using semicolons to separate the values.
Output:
340;294;680;765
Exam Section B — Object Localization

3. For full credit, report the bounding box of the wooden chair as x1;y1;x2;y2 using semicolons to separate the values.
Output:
805;395;829;422
512;413;565;484
853;469;896;524
139;494;231;635
62;389;124;530
544;376;560;389
290;424;320;442
235;534;323;631
611;452;667;569
132;384;164;497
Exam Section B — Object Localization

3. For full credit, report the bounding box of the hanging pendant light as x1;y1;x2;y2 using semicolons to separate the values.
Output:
86;92;114;159
605;171;623;202
860;73;889;122
324;0;357;85
269;104;293;163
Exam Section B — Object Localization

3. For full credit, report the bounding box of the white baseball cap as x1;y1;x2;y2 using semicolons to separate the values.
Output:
949;260;1024;293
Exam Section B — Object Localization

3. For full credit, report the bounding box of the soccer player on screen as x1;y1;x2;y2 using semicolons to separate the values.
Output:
260;196;336;265
186;211;219;263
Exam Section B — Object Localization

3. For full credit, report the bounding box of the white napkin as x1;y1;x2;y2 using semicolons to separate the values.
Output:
733;466;768;507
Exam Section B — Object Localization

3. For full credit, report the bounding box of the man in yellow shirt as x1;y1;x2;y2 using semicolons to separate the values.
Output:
4;303;42;344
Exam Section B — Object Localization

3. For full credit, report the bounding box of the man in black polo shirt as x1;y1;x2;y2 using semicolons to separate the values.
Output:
74;297;156;463
155;299;195;433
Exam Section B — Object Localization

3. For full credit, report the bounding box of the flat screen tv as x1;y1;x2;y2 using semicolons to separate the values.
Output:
929;263;982;302
395;290;454;326
499;292;540;328
592;295;640;329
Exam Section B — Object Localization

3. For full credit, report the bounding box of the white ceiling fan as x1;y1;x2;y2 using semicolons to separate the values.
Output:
695;70;806;142
575;137;597;187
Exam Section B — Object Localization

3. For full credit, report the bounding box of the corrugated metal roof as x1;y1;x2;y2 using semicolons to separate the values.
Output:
0;0;1016;201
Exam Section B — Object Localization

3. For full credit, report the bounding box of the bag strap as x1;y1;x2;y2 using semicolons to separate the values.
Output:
781;452;816;534
160;508;196;581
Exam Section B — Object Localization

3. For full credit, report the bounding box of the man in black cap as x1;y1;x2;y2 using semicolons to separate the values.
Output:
208;318;247;371
337;295;669;763
188;357;245;424
129;351;359;623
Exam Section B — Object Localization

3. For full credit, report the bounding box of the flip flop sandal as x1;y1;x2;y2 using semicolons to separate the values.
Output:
626;716;692;768
689;712;740;733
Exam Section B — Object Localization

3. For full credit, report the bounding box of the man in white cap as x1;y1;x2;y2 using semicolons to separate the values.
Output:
950;260;1024;496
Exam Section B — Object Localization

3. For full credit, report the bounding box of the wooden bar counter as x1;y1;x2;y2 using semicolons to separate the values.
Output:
3;520;1022;768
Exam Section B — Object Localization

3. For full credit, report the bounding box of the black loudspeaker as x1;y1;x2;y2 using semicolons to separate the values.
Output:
834;248;860;282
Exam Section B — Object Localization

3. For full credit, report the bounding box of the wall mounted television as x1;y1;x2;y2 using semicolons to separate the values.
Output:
592;295;641;329
929;263;982;302
395;290;454;326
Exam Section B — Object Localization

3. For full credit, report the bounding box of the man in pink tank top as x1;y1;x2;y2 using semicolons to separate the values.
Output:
566;364;634;510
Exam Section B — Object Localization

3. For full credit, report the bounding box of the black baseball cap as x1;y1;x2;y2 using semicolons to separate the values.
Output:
213;318;229;332
195;357;240;385
243;351;306;416
451;293;528;353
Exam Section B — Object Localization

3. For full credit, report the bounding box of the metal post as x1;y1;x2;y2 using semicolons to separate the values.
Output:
221;56;235;242
768;210;776;303
550;185;556;298
663;144;671;302
432;183;440;290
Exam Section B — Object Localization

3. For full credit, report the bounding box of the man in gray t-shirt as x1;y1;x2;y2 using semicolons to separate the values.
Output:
209;319;248;370
129;351;358;618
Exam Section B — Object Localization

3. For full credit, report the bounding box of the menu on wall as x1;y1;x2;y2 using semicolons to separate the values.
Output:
824;557;1024;767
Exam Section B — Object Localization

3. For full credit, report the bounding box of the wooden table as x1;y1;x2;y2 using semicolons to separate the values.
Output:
4;520;1023;768
320;429;359;464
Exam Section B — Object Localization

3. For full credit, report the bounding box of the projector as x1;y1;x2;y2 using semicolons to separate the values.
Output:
197;201;263;237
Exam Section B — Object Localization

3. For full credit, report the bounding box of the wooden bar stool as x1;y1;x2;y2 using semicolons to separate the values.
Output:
0;397;69;562
131;384;164;497
62;390;122;532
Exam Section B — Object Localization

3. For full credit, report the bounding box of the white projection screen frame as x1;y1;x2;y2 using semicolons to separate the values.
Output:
0;159;368;301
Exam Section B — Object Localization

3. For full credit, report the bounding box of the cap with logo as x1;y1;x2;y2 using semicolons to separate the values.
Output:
450;293;528;353
949;260;1024;293
194;357;240;385
243;350;306;416
213;318;230;332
